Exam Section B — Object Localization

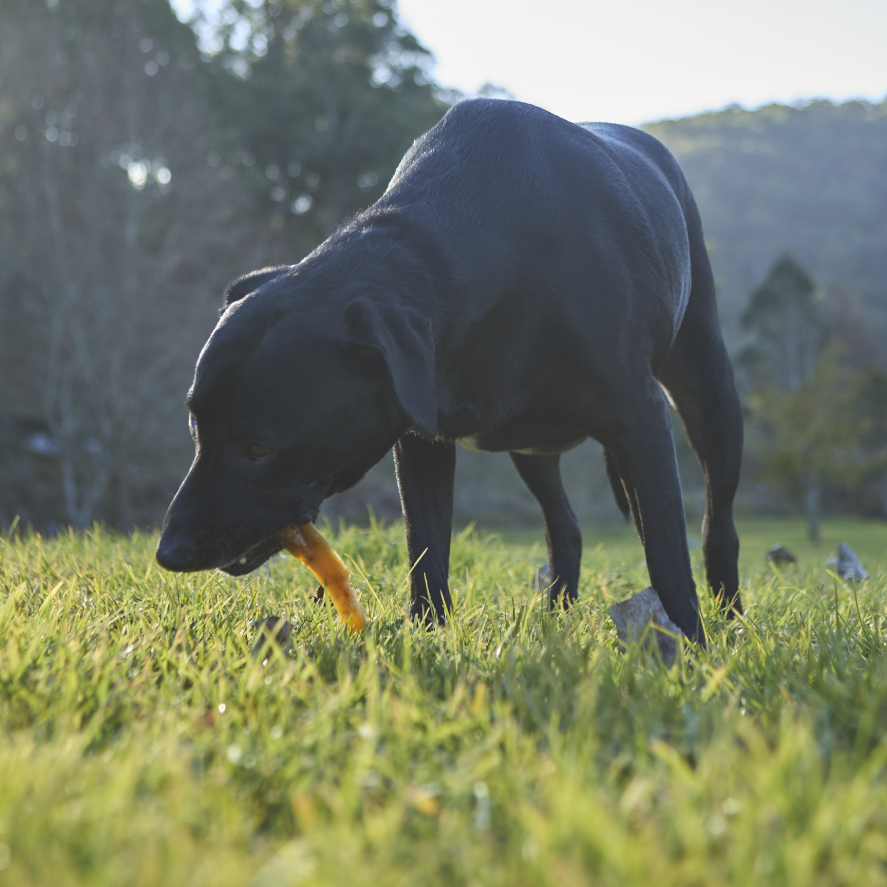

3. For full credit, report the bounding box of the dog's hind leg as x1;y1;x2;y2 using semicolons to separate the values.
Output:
394;436;456;626
659;238;743;617
603;447;632;521
509;453;582;608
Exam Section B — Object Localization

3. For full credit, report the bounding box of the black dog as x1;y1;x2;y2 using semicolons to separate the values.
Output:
156;99;743;644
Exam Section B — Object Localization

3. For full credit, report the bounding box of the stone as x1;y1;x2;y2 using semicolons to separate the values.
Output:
608;587;685;665
767;544;797;565
834;542;868;581
531;563;551;592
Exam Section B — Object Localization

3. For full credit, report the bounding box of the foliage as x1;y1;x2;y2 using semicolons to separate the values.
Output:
0;521;886;884
191;0;450;240
745;346;864;539
738;251;825;392
0;0;260;528
737;252;885;536
0;0;449;531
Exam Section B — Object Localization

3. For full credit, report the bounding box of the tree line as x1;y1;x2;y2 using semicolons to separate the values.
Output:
0;0;447;530
0;0;884;533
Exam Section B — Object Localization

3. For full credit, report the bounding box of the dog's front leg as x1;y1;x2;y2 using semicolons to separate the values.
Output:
605;385;706;646
394;436;456;626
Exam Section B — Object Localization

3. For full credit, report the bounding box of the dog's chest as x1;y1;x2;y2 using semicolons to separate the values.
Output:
435;396;588;455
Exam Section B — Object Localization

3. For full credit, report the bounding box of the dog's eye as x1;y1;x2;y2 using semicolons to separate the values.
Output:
245;442;273;462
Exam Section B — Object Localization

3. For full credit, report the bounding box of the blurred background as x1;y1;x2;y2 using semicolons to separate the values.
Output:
1;0;885;541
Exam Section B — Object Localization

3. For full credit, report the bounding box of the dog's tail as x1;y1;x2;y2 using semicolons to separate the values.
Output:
604;448;632;522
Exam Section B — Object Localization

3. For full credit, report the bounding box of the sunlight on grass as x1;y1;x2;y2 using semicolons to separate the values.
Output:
0;518;885;885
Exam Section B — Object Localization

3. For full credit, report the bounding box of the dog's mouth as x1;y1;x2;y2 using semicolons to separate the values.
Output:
220;534;285;576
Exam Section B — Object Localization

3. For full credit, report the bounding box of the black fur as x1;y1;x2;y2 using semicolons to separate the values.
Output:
156;99;744;643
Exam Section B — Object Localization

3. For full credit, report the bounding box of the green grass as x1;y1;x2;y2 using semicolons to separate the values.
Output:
0;516;886;885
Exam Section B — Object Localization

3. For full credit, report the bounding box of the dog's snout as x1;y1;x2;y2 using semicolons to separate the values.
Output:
155;532;198;572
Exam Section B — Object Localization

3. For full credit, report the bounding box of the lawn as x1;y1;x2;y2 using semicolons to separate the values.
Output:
0;516;885;885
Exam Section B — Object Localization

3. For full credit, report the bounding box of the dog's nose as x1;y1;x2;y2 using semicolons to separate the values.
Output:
155;533;197;572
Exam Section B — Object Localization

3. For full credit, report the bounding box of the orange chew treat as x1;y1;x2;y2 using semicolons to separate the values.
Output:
279;524;368;633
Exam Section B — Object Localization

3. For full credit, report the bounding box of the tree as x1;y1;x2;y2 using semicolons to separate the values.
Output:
0;0;256;528
739;253;846;540
737;252;827;392
189;0;450;243
0;0;456;531
745;346;862;541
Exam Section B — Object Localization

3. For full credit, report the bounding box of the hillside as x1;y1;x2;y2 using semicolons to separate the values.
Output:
644;98;887;355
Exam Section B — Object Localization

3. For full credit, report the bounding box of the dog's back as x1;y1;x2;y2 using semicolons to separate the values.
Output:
348;100;697;449
375;100;695;367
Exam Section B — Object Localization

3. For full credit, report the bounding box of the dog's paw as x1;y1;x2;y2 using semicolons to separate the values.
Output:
249;615;293;660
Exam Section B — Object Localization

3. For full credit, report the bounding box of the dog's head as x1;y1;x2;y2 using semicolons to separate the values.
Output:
156;265;436;575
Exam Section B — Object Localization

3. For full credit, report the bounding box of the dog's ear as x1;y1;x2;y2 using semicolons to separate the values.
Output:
223;266;291;307
343;297;437;438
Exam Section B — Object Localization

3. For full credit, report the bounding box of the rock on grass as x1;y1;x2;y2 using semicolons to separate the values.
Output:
608;587;685;665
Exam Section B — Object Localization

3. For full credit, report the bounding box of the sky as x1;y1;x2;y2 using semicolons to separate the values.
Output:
395;0;887;124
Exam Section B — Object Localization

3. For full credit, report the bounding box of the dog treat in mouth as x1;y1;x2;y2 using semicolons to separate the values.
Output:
278;524;368;633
